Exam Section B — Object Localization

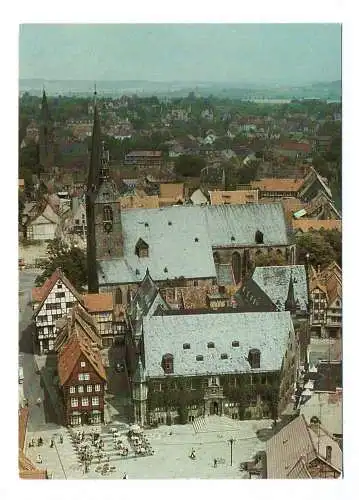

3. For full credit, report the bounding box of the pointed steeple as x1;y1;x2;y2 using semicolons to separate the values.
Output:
133;358;146;383
87;89;102;198
285;271;296;313
41;88;51;122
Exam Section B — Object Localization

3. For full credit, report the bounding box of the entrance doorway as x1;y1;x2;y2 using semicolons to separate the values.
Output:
210;401;219;415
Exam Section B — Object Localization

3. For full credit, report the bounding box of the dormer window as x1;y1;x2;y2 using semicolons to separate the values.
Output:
164;267;168;273
135;238;149;258
255;230;264;244
168;221;172;226
231;236;235;241
221;353;228;360
248;348;261;369
207;342;215;349
103;205;113;233
196;355;204;361
162;353;174;374
194;237;199;242
232;341;239;347
183;343;190;350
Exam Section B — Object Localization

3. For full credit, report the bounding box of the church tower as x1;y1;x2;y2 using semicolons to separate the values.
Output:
132;358;148;426
39;89;55;170
86;89;123;293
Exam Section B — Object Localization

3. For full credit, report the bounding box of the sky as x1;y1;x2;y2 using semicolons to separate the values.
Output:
19;23;341;85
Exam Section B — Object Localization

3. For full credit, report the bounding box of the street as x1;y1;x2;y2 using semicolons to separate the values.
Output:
19;270;59;431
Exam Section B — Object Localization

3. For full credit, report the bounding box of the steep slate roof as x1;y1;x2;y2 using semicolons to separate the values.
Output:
314;361;342;392
98;203;289;286
129;269;170;321
266;414;342;479
82;293;113;313
251;265;309;312
32;268;84;310
216;264;235;286
143;311;293;378
205;203;289;247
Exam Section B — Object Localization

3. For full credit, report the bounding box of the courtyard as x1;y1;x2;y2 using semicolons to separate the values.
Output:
24;415;271;479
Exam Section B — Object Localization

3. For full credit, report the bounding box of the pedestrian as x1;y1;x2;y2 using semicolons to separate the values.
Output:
36;454;42;464
50;439;54;448
59;434;63;444
214;458;218;468
38;437;43;446
122;473;128;479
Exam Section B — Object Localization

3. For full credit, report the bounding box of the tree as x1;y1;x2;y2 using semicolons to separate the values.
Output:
35;239;87;290
174;155;206;177
254;252;287;268
296;231;339;268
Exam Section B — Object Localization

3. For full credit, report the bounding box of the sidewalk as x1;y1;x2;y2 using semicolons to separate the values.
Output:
34;354;64;424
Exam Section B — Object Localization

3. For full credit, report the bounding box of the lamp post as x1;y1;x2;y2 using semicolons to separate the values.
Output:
228;437;236;466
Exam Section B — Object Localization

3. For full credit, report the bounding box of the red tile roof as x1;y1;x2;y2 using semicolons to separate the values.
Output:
83;293;113;313
279;142;311;153
251;178;304;192
293;219;342;233
57;324;107;386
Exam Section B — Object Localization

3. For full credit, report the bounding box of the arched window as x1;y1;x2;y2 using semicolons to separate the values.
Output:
213;252;220;265
103;205;113;222
232;252;242;284
115;287;122;305
103;205;113;233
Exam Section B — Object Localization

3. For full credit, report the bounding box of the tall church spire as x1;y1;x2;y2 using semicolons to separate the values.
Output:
86;88;101;293
39;88;55;170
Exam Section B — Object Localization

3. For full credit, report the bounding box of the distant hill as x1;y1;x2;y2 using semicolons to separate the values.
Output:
19;79;341;101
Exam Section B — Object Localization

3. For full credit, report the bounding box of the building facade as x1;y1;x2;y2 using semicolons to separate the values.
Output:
132;311;298;426
57;332;107;426
32;268;84;354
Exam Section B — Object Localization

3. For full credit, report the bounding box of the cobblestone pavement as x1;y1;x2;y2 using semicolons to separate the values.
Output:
25;416;272;479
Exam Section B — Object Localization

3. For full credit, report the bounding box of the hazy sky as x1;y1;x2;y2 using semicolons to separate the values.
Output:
19;23;341;84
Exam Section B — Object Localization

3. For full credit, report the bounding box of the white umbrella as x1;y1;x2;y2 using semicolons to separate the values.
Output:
130;424;142;433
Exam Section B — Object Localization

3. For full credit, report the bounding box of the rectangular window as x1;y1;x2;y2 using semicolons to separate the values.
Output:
95;384;101;392
78;385;84;393
82;397;89;407
70;397;78;408
87;385;92;393
84;373;90;381
66;301;75;309
78;373;84;381
80;361;86;368
92;396;99;406
55;292;65;298
69;386;75;394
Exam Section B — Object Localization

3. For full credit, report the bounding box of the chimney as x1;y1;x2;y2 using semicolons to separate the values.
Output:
325;445;332;463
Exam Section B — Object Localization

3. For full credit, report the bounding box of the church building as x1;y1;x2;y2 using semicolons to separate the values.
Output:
86;96;297;305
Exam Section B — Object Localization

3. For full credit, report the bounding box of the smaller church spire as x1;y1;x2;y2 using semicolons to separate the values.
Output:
134;357;146;383
285;270;296;313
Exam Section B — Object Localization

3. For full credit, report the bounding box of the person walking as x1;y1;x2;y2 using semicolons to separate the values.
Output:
36;454;42;464
214;458;218;468
59;434;63;444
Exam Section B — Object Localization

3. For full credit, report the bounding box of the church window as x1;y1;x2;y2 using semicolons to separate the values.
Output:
103;205;113;233
115;287;123;305
232;252;242;284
